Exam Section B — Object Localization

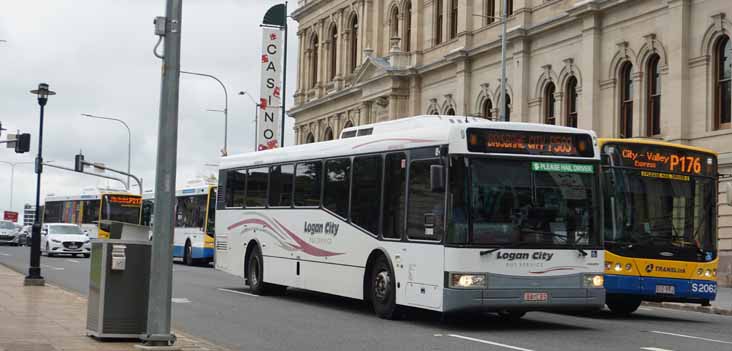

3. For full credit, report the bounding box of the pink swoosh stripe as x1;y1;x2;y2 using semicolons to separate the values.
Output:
272;218;343;257
352;138;438;149
529;266;585;274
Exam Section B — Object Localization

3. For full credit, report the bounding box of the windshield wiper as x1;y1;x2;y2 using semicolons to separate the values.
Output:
522;228;589;256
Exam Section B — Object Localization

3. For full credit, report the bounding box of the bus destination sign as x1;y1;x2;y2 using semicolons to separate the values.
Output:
604;143;716;177
107;195;142;206
467;129;594;157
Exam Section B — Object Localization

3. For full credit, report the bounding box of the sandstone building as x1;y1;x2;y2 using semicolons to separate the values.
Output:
290;0;732;284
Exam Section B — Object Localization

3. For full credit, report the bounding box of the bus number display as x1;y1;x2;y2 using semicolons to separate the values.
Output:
467;129;594;157
606;143;716;177
108;196;142;206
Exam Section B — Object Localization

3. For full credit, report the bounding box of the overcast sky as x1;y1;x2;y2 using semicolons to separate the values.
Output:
0;0;298;217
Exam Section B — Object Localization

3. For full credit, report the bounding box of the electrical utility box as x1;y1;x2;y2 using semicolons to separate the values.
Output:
86;239;151;339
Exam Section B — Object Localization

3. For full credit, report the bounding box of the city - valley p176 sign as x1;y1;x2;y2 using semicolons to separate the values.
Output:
257;27;284;151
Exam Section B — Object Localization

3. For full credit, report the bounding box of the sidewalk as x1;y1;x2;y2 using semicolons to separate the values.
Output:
643;287;732;316
0;265;229;351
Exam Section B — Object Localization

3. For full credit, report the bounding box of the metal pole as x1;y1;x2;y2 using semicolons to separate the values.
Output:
180;71;228;155
81;114;132;189
144;0;181;345
499;0;508;122
254;103;259;151
9;165;14;210
26;102;45;285
281;1;288;147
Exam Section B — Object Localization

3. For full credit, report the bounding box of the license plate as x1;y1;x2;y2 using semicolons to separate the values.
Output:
68;245;77;249
655;285;675;295
523;292;548;302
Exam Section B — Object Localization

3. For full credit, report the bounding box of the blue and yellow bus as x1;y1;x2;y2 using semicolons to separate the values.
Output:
600;139;719;314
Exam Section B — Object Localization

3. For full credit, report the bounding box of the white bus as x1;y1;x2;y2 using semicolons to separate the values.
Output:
142;180;217;265
44;187;142;239
215;115;605;319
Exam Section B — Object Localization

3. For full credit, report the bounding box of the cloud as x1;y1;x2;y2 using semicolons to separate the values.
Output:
0;0;298;217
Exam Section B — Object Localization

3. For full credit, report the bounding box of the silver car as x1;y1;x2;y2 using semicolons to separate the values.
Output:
0;221;21;246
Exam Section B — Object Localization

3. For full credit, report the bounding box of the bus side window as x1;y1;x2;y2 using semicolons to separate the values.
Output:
324;158;351;218
269;164;294;207
225;169;246;208
407;158;445;241
351;155;382;235
294;162;322;207
246;168;269;207
382;153;406;239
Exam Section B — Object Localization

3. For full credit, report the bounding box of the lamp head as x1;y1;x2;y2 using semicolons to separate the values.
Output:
30;83;56;105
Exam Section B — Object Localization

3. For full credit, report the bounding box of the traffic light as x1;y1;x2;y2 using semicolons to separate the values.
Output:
74;153;85;172
14;133;30;153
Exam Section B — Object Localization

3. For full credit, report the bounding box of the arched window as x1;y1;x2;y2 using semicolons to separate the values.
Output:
544;82;556;125
619;62;634;138
716;35;731;130
390;7;399;39
434;0;443;45
350;16;359;73
565;76;578;128
329;26;338;81
504;95;511;121
446;107;456;116
506;0;514;16
646;54;661;136
485;0;495;25
310;35;319;88
306;133;315;144
449;0;458;39
405;1;412;52
323;128;334;141
344;120;354;129
482;98;493;119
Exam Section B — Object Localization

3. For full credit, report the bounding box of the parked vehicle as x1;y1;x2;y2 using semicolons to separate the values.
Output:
41;223;91;258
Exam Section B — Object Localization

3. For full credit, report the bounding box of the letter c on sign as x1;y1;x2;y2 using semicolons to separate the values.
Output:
267;44;278;55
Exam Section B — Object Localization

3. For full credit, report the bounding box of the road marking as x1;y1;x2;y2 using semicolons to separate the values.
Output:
68;259;80;263
448;334;535;351
650;331;732;345
218;288;258;298
641;347;674;351
0;253;10;256
638;307;654;311
171;298;191;304
41;264;64;271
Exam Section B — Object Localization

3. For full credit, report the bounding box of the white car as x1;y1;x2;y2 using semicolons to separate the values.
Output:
41;223;91;258
0;220;21;246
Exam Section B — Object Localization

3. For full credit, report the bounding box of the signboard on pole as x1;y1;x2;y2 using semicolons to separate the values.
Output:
257;27;284;151
4;211;18;222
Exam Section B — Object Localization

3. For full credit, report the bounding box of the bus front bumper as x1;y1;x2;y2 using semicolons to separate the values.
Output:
443;287;605;313
605;274;716;303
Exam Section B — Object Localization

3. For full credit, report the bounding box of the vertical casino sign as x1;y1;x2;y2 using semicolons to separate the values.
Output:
257;27;284;151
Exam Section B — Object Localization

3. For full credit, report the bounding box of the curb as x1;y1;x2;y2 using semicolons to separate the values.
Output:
642;301;732;316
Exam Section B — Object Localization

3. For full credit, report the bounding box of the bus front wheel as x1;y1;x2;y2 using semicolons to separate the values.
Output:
370;256;399;319
183;241;194;266
246;246;285;295
606;295;641;315
497;310;526;321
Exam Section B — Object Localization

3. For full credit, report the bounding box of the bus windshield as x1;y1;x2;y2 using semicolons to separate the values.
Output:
452;158;600;248
603;168;717;259
102;195;142;224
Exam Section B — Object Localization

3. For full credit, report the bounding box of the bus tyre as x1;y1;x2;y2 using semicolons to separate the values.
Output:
370;257;399;319
606;295;641;315
184;242;194;266
498;310;526;321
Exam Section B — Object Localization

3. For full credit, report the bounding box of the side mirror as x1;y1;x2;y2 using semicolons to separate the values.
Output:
726;182;732;207
430;164;445;193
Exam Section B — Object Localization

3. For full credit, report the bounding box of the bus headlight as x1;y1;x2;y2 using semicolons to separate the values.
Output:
625;263;632;271
697;268;704;276
449;273;487;289
705;269;712;277
605;261;612;270
713;269;717;277
583;274;604;288
614;263;622;272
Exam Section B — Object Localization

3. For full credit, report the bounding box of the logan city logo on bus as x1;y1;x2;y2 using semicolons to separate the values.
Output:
304;221;339;236
496;251;554;261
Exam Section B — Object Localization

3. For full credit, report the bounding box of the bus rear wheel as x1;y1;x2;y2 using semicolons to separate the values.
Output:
370;256;399;319
183;242;194;266
606;295;641;315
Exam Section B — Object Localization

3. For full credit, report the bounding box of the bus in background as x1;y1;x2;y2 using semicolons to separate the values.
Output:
600;139;721;314
216;115;605;320
142;180;217;265
43;187;142;239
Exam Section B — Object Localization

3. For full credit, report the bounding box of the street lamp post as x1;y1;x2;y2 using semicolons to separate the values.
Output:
25;83;55;286
181;71;229;156
80;114;132;189
473;0;509;121
239;91;260;151
0;161;34;210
